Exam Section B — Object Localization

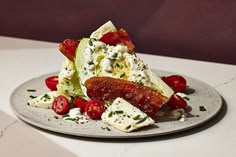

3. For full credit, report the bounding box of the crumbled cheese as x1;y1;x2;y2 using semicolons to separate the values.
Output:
63;108;89;124
27;91;58;109
101;97;155;132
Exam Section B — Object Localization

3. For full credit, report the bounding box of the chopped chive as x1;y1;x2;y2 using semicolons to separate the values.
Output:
183;97;190;101
133;115;141;120
27;89;36;92
106;126;111;131
29;95;37;99
138;80;144;85
108;111;113;117
125;125;131;130
89;39;93;46
62;114;69;118
54;116;59;119
115;110;124;114
41;94;51;100
116;63;120;67
199;106;206;111
64;117;75;121
136;116;148;124
88;61;94;65
120;72;125;78
112;52;118;58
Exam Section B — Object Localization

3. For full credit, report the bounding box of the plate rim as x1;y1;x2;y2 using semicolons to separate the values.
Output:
10;70;223;138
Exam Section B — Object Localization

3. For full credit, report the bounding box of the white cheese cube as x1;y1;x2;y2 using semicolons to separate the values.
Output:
101;97;155;132
27;91;58;109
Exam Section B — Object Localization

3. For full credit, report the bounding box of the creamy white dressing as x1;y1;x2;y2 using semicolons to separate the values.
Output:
58;59;76;82
107;45;124;60
80;39;152;86
92;40;106;50
68;108;81;118
101;58;113;72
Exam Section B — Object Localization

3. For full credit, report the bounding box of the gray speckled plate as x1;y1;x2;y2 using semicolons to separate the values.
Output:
10;70;222;138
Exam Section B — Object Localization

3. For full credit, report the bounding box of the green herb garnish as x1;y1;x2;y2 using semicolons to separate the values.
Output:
41;94;51;100
199;106;207;111
88;61;94;65
112;52;118;58
183;97;190;101
27;89;36;92
132;115;141;120
116;63;120;67
108;111;113;117
138;80;144;85
64;117;76;121
29;95;37;99
62;114;69;118
136;116;148;124
115;110;124;114
89;39;93;46
120;72;125;78
125;125;131;130
106;126;111;131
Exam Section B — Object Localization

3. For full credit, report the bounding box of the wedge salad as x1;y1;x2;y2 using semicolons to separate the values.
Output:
27;21;190;132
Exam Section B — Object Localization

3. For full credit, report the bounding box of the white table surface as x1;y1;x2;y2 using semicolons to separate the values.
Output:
0;36;236;157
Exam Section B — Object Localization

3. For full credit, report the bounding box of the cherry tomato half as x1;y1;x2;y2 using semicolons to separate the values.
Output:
74;97;87;113
85;100;105;119
52;95;70;115
167;94;187;109
45;76;58;91
162;75;187;93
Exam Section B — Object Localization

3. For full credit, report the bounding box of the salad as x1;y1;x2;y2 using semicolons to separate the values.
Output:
28;21;190;132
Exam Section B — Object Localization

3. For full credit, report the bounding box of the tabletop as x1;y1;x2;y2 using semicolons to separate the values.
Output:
0;36;236;157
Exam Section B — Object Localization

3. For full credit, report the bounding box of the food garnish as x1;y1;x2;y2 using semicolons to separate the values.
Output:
27;21;191;133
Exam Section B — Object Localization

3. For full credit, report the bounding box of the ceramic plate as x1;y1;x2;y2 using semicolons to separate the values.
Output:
10;70;222;138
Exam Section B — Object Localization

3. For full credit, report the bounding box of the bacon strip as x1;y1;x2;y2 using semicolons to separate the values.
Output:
100;29;136;53
85;77;168;118
59;29;135;61
59;39;80;61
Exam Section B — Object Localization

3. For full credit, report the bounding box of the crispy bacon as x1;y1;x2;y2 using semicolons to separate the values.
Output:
59;39;80;61
59;29;135;61
100;29;136;53
85;77;168;119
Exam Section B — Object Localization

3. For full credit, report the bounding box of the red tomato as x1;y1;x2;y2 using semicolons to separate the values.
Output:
45;76;58;91
74;97;87;113
59;39;80;61
162;75;187;93
85;100;105;119
167;94;187;109
100;29;136;52
52;95;70;115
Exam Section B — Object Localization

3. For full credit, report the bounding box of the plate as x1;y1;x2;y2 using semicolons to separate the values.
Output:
10;70;222;138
